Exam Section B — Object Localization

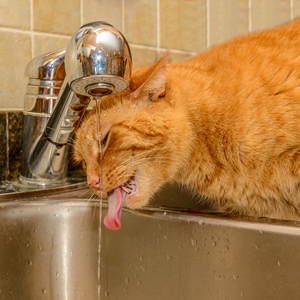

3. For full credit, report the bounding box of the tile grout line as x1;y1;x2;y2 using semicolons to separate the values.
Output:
122;0;125;33
0;27;71;39
130;43;197;55
30;0;34;58
156;0;160;59
5;112;9;178
206;0;210;49
1;27;195;56
291;0;294;21
80;0;84;26
248;0;252;32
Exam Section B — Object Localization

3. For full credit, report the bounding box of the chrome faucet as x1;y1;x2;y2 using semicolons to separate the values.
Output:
20;21;132;186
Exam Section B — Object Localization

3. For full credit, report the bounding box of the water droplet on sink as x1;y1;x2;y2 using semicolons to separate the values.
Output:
42;288;46;294
28;260;32;266
233;275;239;280
278;261;282;266
167;254;172;260
191;238;197;246
54;214;58;217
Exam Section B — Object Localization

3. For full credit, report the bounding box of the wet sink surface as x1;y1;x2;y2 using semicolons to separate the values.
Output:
0;185;300;300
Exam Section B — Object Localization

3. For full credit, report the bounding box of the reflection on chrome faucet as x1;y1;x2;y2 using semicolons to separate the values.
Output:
20;21;132;186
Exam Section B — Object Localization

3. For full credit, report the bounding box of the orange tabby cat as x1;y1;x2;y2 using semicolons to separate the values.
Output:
75;19;300;229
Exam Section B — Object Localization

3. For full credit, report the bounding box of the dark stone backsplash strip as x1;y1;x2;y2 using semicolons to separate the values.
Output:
8;111;23;181
0;110;83;183
0;112;8;181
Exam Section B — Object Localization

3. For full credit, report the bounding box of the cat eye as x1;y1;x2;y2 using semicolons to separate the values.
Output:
101;130;110;149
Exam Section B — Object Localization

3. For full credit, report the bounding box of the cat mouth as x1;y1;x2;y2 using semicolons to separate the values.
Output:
103;175;137;230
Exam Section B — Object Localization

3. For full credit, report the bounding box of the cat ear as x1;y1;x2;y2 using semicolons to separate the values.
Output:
130;52;169;102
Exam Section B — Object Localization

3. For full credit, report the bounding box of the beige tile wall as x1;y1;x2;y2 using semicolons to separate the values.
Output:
0;0;299;109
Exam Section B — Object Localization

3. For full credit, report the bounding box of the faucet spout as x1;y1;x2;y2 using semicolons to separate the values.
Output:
20;22;132;186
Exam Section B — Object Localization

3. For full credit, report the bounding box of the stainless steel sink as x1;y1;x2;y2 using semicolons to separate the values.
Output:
1;183;300;300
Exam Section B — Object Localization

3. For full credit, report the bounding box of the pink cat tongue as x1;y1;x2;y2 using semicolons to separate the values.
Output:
103;186;126;230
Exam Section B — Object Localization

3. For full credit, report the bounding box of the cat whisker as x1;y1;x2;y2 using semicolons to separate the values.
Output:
66;138;75;143
90;192;102;225
76;193;94;235
117;156;178;173
124;152;182;164
37;128;76;147
120;146;174;165
121;155;176;167
45;126;76;142
65;142;75;147
45;126;55;132
122;155;183;170
123;146;172;163
92;199;97;225
116;157;188;179
45;125;75;137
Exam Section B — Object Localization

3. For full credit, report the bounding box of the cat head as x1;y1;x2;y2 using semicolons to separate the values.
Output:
74;52;190;229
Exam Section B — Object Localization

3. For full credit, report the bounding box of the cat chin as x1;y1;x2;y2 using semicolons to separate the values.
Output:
123;194;148;210
122;173;148;210
122;173;161;210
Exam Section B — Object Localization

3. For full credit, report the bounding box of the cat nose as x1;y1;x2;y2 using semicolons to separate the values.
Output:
89;179;100;190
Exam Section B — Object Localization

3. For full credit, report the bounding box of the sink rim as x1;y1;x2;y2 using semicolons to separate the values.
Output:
1;181;300;234
0;181;89;201
1;186;300;235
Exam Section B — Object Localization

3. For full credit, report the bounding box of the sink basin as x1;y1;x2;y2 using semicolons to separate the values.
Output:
1;183;300;299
